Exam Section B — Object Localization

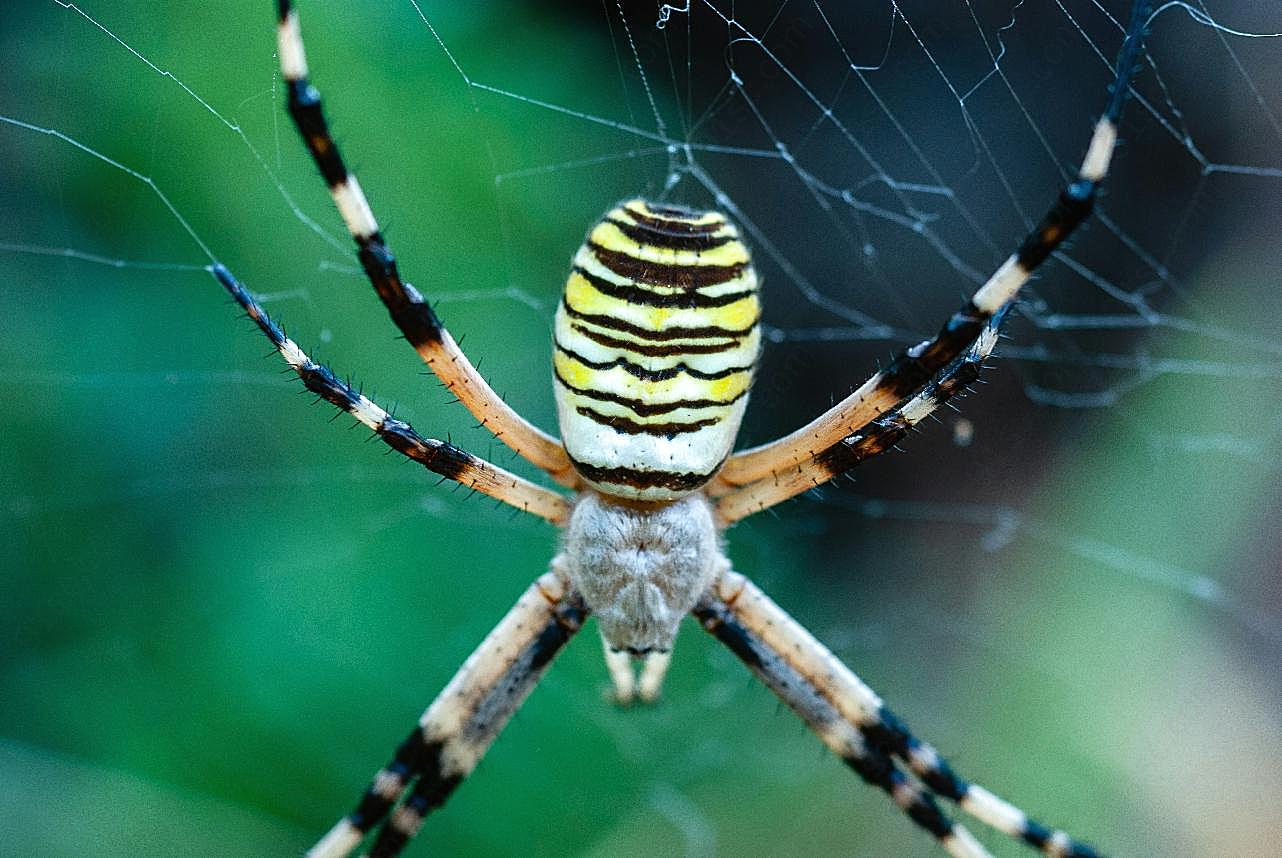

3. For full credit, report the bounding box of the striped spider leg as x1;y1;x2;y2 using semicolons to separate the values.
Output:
695;568;1100;858
310;570;588;858
211;264;570;525
698;312;1110;858
683;5;1153;853
274;0;576;486
717;310;1005;525
218;257;587;852
708;0;1150;520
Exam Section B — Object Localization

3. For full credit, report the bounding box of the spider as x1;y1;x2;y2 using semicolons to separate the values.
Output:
208;2;1147;856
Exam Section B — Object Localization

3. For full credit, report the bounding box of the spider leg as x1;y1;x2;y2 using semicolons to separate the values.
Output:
212;264;570;524
310;571;587;858
694;571;1103;858
694;573;992;858
716;312;1003;524
710;0;1149;495
274;1;575;486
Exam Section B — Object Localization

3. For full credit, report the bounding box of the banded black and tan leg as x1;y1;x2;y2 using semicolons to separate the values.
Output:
696;571;1103;857
709;0;1149;497
716;311;1005;524
693;578;991;858
310;570;588;858
274;0;575;486
211;263;570;524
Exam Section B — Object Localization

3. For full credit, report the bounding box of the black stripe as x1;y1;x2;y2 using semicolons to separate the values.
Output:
284;79;348;188
1016;818;1100;858
348;732;442;832
569;321;742;357
1016;182;1095;270
356;237;444;348
589;241;746;289
811;349;983;480
276;0;292;23
357;595;586;857
695;597;958;846
622;204;726;235
886;769;956;841
852;301;993;417
277;17;447;352
692;601;766;671
605;217;736;252
530;606;580;667
562;298;758;342
574;405;721;437
554;370;745;417
810;413;909;479
379;418;474;482
555;340;752;382
864;707;970;802
840;756;956;842
569;455;719;492
367;808;418;858
573;264;755;309
826;131;1104;430
1021;820;1052;850
864;702;1102;856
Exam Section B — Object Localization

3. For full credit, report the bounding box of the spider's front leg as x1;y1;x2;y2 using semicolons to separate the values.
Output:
694;571;1103;858
212;264;570;524
274;0;575;486
710;0;1151;510
716;314;1004;525
311;571;587;858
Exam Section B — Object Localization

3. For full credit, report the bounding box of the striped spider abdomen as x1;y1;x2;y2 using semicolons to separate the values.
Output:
553;199;761;500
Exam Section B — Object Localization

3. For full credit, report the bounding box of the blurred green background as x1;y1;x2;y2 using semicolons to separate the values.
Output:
2;2;1281;856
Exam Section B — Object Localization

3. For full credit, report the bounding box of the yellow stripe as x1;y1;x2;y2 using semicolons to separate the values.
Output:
623;199;726;228
564;272;760;332
589;221;749;268
555;311;760;373
559;312;762;367
554;351;752;404
611;202;733;230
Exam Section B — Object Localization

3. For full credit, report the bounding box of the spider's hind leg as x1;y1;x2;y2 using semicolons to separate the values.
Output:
309;572;587;858
694;570;1103;858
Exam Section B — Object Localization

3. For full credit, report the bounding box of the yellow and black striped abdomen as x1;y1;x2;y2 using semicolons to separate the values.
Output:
554;199;760;500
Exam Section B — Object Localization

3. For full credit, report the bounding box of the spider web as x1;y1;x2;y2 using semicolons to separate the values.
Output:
2;2;1281;856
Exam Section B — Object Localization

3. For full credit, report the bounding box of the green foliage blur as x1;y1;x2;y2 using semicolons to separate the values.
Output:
3;2;1280;857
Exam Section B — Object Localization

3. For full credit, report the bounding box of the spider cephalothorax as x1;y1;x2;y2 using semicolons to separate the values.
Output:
206;2;1149;856
560;490;724;655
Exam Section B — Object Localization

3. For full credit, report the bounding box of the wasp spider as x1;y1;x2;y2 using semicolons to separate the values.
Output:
211;2;1148;855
